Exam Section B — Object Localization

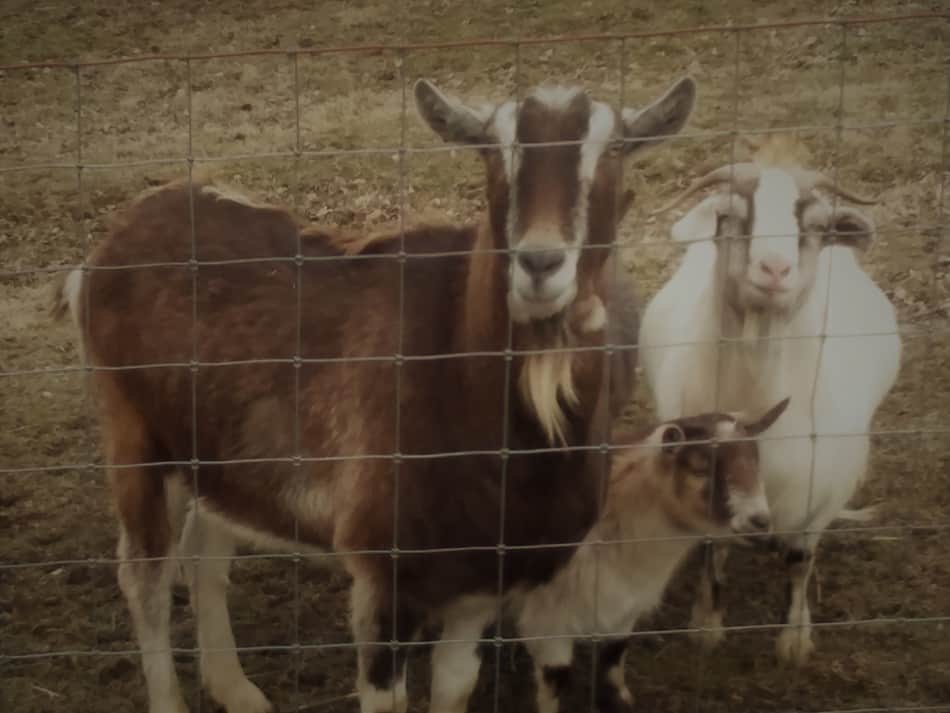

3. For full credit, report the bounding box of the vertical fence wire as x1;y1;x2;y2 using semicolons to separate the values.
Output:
291;49;304;713
392;44;410;713
184;55;204;713
688;26;746;713
491;39;522;713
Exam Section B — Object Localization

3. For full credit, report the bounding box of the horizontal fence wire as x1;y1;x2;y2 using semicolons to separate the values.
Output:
0;10;944;71
1;8;948;713
0;117;947;175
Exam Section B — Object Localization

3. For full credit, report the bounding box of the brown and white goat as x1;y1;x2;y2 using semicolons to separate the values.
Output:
59;76;695;713
428;398;788;713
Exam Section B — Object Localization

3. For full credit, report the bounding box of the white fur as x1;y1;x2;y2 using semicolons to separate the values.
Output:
528;85;583;109
179;512;274;713
200;184;270;210
428;596;496;713
426;422;758;713
116;530;188;713
638;169;902;660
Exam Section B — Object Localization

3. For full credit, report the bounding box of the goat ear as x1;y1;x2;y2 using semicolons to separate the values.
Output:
741;397;790;437
659;423;686;455
827;206;875;252
621;76;697;157
670;192;719;243
414;79;488;146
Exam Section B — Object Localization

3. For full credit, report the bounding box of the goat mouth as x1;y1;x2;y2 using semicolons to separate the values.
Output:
509;285;576;322
730;528;774;549
749;282;790;296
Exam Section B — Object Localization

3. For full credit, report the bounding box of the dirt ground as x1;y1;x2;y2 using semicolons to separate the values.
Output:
1;1;948;712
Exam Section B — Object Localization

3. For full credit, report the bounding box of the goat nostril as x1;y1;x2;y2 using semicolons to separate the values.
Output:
760;259;791;280
748;514;771;531
518;249;566;277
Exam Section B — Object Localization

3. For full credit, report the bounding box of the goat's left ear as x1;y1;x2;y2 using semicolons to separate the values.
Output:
621;76;697;157
828;206;875;252
414;79;489;146
659;423;686;455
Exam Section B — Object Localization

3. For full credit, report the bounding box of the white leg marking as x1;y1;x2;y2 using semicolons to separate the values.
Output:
606;651;633;705
776;553;815;665
180;511;273;713
350;576;408;713
429;600;496;713
116;529;188;713
689;544;729;650
525;637;574;713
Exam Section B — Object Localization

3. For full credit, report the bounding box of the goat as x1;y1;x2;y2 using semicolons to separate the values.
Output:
506;398;788;713
58;75;696;713
637;137;902;664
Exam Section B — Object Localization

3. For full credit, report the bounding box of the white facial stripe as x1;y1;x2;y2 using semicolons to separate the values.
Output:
579;101;616;183
750;169;800;263
573;101;615;248
528;85;583;109
492;100;518;179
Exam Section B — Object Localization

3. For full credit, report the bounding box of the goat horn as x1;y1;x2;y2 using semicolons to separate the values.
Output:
789;168;877;205
649;163;760;216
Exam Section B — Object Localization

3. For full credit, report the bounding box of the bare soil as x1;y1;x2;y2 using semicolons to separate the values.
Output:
1;1;948;712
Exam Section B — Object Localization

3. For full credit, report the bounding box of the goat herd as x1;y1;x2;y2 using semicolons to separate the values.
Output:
52;74;902;713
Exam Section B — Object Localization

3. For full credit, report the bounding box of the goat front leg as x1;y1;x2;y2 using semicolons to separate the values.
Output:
351;575;419;713
689;542;730;650
776;548;815;665
428;599;496;713
594;638;633;713
524;636;574;713
179;509;273;713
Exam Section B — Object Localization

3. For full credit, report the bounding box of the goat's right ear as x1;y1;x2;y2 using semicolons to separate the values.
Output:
742;397;791;437
414;79;489;146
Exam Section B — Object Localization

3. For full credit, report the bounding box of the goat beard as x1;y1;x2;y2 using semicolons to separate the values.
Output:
516;311;582;449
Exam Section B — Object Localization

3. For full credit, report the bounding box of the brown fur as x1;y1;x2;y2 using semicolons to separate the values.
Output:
69;73;697;710
78;177;612;613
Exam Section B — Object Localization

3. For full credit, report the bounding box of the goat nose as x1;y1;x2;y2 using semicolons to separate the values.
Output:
748;513;771;532
759;257;791;280
518;248;566;278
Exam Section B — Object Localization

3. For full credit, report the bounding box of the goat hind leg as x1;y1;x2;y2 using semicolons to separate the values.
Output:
524;636;574;713
595;639;634;713
180;510;273;713
689;542;729;650
113;468;188;713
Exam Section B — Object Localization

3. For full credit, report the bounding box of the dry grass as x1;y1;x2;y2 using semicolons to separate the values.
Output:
1;1;948;712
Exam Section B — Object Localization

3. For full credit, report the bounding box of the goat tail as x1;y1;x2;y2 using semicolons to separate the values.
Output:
50;268;83;327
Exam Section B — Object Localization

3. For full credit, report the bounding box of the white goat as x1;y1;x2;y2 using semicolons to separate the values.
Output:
638;140;902;664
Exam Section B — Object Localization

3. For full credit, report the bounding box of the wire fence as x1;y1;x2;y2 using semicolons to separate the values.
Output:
1;8;949;713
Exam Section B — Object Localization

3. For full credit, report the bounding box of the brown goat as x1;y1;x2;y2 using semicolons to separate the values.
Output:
60;76;695;713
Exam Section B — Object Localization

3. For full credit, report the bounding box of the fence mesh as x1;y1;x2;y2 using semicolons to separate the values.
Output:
1;8;948;713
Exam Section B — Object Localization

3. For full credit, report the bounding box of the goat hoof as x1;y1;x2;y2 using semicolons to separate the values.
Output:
212;678;275;713
689;608;725;651
596;690;635;713
775;628;815;665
